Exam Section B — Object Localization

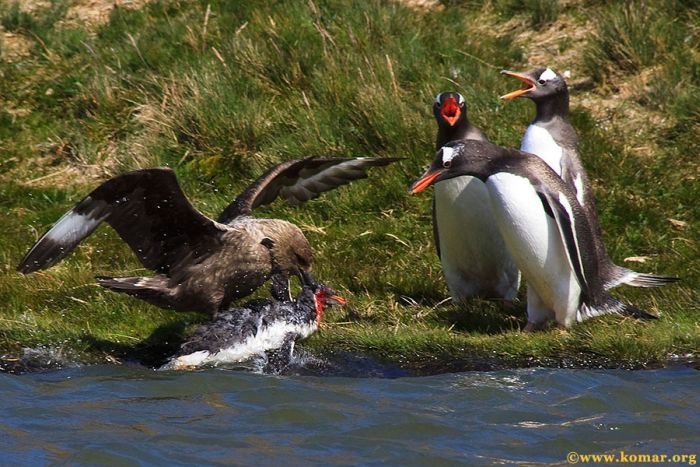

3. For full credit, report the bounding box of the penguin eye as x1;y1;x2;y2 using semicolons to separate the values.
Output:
443;160;452;168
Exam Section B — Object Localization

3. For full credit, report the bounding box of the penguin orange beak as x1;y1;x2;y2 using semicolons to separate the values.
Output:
500;70;536;100
329;294;347;306
410;169;444;194
440;97;461;126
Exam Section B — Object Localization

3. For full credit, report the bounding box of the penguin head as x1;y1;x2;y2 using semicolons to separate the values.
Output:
410;140;497;193
312;284;346;322
433;91;466;127
296;275;346;323
499;67;568;102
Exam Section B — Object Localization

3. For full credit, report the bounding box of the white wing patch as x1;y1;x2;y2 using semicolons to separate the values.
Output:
278;159;371;204
45;208;106;245
539;68;557;81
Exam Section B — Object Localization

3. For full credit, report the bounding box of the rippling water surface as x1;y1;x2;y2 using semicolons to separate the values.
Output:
0;365;698;464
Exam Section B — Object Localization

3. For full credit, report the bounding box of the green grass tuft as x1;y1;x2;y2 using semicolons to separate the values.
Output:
0;0;697;372
0;0;67;38
1;2;36;32
584;1;696;83
475;0;559;29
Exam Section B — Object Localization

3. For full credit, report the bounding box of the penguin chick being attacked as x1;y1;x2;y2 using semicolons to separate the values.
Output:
18;158;399;315
431;92;520;303
501;67;678;290
412;140;659;330
161;277;346;371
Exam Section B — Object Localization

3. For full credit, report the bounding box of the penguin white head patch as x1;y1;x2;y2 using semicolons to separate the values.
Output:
539;68;557;82
435;93;465;105
441;145;457;165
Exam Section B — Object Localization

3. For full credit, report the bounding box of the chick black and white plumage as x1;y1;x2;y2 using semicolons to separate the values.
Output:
501;67;677;290
412;140;658;330
160;279;345;371
17;157;399;315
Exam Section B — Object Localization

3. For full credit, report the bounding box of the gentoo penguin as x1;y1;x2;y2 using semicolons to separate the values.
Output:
17;158;399;315
161;276;345;371
411;140;657;330
434;92;489;145
501;67;677;289
431;92;520;302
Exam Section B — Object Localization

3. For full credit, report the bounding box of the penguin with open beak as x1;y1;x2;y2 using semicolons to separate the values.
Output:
412;140;659;330
429;92;520;303
500;67;678;290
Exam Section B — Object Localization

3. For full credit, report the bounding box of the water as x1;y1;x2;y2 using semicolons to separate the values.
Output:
0;365;698;465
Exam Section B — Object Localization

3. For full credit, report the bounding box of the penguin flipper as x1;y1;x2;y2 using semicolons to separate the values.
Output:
535;187;588;292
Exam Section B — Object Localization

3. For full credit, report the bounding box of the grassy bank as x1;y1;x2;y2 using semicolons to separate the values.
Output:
0;0;697;372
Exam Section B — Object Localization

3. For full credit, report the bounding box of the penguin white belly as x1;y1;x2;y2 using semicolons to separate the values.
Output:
485;173;581;327
434;176;520;301
163;321;317;370
521;125;563;176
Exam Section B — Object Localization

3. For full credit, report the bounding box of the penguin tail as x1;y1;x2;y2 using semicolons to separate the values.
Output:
578;294;659;322
623;272;680;288
606;267;679;290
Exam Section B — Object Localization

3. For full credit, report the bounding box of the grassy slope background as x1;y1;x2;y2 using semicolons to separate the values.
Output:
0;0;697;372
